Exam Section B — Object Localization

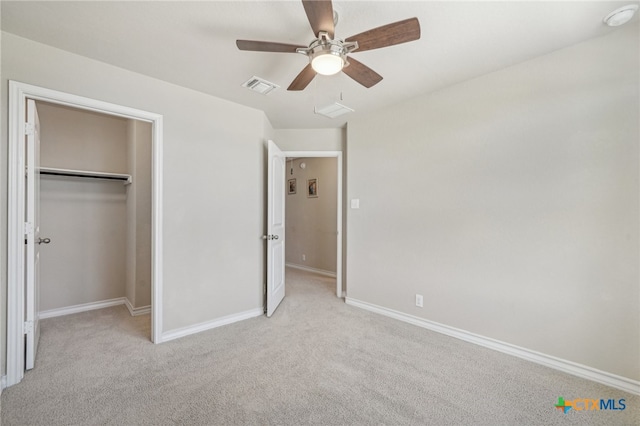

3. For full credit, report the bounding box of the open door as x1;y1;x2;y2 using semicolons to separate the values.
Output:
266;140;286;317
25;99;43;370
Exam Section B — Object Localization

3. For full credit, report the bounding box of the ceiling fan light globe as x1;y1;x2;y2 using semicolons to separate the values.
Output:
311;52;344;75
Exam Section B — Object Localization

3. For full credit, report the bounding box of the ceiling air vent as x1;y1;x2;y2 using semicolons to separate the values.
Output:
314;102;354;119
242;76;279;95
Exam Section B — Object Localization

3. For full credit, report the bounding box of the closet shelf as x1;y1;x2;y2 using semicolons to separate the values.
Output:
40;167;132;185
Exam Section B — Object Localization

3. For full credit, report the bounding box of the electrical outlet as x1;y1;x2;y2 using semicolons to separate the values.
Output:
302;254;306;261
415;294;423;308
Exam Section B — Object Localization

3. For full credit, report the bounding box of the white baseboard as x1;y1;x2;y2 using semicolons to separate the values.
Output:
345;297;640;396
286;263;336;278
161;307;264;343
39;297;127;319
39;297;150;319
124;298;151;316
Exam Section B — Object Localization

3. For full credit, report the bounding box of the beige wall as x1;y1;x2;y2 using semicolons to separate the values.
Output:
39;180;128;310
346;25;639;380
38;102;129;311
285;158;338;274
1;33;268;378
38;103;128;172
126;120;152;309
36;104;151;313
273;128;344;152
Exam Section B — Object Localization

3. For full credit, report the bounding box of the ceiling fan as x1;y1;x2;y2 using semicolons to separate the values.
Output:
236;0;421;91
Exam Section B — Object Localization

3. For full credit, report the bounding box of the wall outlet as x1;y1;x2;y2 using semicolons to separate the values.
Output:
302;254;306;261
415;294;423;308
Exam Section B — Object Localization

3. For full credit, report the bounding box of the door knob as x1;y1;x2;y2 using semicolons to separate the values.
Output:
37;237;51;245
262;235;279;240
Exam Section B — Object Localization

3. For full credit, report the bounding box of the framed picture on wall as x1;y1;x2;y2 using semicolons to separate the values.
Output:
307;178;318;198
288;178;296;195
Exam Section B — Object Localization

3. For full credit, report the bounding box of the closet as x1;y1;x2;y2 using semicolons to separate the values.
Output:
36;101;151;322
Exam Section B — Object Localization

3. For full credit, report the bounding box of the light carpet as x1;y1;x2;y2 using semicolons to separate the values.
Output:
1;268;638;425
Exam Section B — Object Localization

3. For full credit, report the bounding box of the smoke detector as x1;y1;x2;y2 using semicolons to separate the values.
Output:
603;5;638;27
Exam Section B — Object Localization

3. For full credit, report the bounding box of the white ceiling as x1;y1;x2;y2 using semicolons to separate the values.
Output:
2;1;637;129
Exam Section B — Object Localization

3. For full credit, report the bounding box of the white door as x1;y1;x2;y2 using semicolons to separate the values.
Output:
25;99;43;370
266;140;286;317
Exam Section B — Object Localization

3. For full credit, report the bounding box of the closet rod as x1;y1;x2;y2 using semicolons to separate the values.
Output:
39;167;132;185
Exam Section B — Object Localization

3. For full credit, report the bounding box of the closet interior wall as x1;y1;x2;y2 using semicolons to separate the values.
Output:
36;101;151;314
126;120;152;309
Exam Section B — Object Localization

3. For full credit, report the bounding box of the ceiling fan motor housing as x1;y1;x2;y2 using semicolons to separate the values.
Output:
297;32;358;75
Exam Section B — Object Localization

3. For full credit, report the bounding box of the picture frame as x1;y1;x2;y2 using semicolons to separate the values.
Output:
288;178;296;195
307;178;318;198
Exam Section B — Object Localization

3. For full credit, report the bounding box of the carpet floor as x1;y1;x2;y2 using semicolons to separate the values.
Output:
1;268;638;425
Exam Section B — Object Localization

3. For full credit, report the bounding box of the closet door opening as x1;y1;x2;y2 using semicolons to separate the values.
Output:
36;101;153;328
7;81;164;387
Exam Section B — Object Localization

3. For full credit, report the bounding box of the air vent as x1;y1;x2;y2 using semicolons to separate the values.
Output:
242;76;279;95
314;102;354;118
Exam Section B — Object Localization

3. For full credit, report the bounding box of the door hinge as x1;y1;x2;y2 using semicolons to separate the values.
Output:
24;122;35;136
24;222;34;236
24;321;34;335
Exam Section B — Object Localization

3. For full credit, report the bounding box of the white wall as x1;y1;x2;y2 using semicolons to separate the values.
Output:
1;32;268;376
37;102;129;311
346;25;639;381
285;158;338;274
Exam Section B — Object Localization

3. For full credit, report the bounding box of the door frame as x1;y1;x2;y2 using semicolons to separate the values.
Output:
283;150;343;298
6;81;164;387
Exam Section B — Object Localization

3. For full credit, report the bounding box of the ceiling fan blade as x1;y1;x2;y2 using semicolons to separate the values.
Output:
288;64;317;91
346;17;420;52
343;57;383;88
236;40;304;53
302;0;335;39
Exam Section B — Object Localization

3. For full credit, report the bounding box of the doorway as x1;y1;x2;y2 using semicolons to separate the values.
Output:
6;81;164;387
283;151;343;298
